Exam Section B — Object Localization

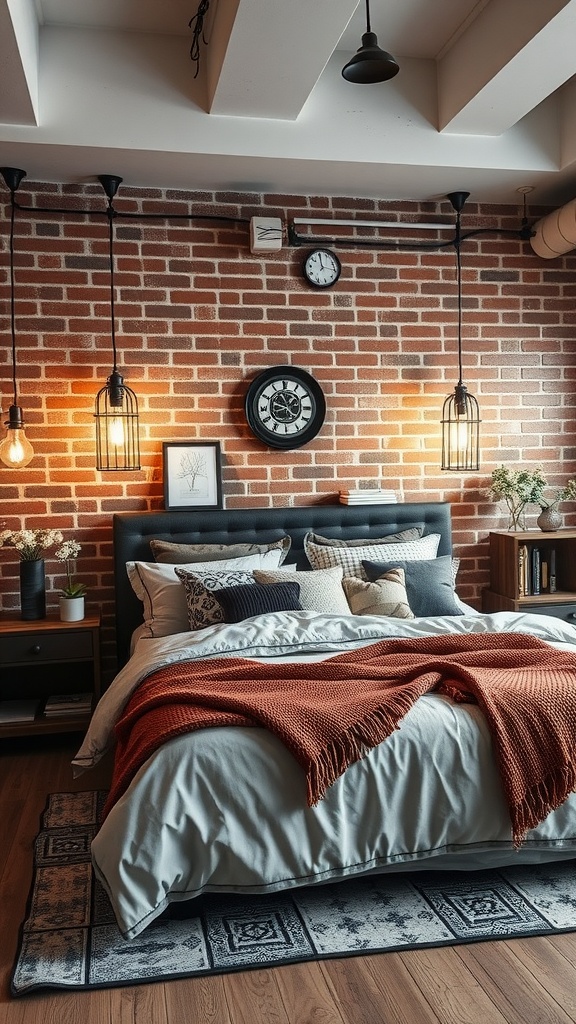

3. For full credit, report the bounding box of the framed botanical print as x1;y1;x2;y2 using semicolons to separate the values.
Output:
162;441;223;511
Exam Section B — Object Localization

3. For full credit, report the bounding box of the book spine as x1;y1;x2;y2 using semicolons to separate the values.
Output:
549;548;557;593
518;544;526;597
531;547;541;596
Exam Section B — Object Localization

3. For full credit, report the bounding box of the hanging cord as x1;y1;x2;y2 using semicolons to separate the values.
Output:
189;0;211;78
105;196;118;374
7;189;18;406
455;213;463;386
365;0;371;33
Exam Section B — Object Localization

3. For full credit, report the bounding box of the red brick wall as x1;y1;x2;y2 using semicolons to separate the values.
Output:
1;182;575;677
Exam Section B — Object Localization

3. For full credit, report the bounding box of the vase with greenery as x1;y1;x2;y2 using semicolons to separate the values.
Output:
489;466;576;531
0;527;63;619
55;540;87;620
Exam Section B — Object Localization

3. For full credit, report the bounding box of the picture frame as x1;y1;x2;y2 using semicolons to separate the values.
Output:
162;441;223;511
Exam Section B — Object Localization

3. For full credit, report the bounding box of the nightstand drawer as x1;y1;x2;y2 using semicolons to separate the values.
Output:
2;629;93;665
523;602;576;623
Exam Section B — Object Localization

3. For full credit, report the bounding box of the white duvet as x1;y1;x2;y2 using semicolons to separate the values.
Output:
75;610;576;940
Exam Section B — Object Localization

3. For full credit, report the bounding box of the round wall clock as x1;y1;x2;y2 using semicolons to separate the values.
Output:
245;366;326;449
303;248;341;288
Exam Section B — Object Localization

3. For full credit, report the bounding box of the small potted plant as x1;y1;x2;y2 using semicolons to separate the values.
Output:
489;466;547;531
55;540;87;621
536;477;576;531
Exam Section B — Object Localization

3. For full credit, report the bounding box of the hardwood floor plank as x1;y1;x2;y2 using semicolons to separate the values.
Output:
164;975;233;1024
399;946;511;1024
274;960;346;1024
322;952;443;1024
457;939;576;1024
221;968;291;1024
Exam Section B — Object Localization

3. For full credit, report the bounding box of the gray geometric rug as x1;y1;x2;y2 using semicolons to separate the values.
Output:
11;791;576;996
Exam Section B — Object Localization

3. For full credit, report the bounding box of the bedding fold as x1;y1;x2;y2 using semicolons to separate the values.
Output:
105;631;576;845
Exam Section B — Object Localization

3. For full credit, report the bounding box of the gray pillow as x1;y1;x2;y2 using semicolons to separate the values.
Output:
304;527;422;548
362;555;463;618
151;536;291;565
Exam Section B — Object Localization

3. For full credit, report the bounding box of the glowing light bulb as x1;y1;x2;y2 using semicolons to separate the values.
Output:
0;407;34;468
450;419;469;461
108;416;125;448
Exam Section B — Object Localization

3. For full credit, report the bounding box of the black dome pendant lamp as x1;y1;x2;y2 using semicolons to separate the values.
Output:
342;0;399;84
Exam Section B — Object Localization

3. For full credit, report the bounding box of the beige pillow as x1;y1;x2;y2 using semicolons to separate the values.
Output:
342;570;414;619
151;536;291;565
304;533;441;579
304;527;422;548
253;566;350;615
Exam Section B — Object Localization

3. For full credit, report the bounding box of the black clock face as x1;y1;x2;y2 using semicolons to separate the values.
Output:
303;248;341;288
245;366;326;450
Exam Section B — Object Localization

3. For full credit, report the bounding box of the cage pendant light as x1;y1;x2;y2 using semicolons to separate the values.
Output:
441;191;480;472
0;167;34;469
94;175;140;471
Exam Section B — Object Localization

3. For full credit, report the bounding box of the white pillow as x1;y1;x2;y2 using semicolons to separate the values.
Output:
126;549;283;638
304;533;441;580
253;566;350;615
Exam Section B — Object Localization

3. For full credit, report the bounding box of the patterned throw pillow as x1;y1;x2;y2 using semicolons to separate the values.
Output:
174;568;255;630
304;533;441;579
214;581;302;622
253;566;350;615
342;569;414;619
362;555;463;618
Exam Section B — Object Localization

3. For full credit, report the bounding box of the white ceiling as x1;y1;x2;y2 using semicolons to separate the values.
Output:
1;0;576;206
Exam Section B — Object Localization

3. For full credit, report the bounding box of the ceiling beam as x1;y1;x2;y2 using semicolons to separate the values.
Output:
0;0;39;125
438;0;576;136
206;0;358;119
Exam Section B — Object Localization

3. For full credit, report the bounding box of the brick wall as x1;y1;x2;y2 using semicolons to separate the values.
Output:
1;182;575;678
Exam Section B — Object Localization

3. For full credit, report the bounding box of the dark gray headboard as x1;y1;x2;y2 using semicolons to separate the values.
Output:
113;502;452;668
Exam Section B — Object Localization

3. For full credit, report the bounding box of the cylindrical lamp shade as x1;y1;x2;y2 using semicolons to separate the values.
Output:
95;374;141;471
441;385;480;471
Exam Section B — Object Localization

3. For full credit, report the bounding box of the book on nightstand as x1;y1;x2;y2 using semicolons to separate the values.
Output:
44;693;93;717
0;700;41;724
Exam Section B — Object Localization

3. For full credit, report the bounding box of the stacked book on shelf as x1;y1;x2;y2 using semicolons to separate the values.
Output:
518;544;557;597
44;693;93;717
0;700;40;725
339;488;398;505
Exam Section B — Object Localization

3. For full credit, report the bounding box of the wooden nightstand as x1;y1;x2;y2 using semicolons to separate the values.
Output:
482;530;576;622
0;613;101;738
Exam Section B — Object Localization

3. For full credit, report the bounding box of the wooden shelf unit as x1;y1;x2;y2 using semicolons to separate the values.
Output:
0;613;101;738
482;529;576;619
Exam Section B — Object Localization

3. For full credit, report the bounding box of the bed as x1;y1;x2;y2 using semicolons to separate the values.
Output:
73;502;576;941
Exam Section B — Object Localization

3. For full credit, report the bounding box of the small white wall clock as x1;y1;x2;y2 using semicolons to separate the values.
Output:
244;366;326;449
302;248;341;288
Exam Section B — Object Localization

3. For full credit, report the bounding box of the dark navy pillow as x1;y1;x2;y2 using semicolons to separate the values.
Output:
214;581;302;622
362;555;463;617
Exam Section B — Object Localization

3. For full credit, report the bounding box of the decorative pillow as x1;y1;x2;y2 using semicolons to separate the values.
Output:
253;566;350;615
151;536;291;565
305;533;441;579
214;581;302;623
126;553;274;637
304;527;422;549
342;570;414;619
174;568;255;631
362;555;464;618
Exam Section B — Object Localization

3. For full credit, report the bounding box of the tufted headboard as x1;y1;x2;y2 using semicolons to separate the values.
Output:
113;502;452;668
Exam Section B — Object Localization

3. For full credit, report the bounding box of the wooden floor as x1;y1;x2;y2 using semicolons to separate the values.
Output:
1;738;576;1024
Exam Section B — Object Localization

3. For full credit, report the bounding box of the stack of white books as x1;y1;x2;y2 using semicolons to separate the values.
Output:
44;693;93;717
339;488;398;505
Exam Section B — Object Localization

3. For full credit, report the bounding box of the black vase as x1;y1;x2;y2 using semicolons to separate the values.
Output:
20;559;46;620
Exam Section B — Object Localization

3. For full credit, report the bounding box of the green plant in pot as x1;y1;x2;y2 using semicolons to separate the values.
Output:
489;466;576;531
55;540;87;619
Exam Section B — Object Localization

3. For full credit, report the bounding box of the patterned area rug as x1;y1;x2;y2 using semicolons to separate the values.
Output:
11;791;576;996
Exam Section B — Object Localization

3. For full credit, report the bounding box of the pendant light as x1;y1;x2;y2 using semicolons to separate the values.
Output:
441;191;480;472
0;166;34;469
94;174;141;471
342;0;399;84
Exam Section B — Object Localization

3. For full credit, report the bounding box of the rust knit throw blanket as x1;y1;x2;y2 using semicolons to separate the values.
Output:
106;632;576;844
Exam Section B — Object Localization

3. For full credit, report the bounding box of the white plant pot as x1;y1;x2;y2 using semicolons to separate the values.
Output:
59;596;85;622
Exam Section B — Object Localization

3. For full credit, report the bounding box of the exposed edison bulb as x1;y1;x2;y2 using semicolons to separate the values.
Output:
0;407;34;468
108;415;125;448
450;418;470;461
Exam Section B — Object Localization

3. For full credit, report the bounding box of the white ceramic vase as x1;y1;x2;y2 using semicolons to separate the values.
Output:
59;595;85;622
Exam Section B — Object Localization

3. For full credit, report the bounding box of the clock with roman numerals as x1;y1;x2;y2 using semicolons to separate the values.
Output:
244;366;326;449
